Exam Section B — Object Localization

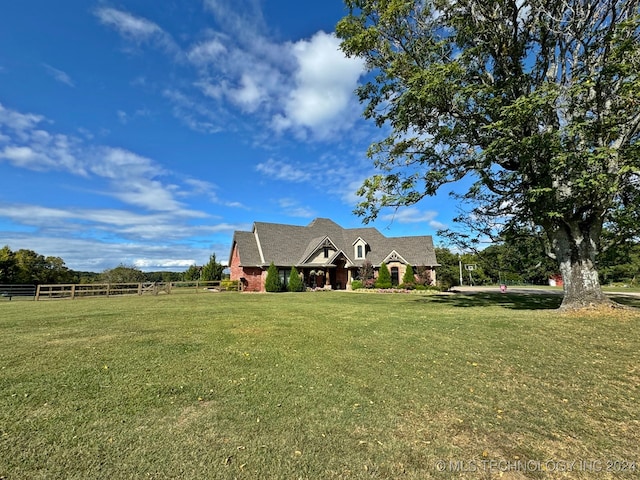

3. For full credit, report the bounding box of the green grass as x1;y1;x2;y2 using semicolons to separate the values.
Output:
1;291;639;479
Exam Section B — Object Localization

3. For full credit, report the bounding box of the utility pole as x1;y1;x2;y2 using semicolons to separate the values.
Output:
458;255;463;286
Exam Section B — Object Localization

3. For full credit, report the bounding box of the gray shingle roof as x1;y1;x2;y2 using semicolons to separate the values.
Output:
229;218;439;267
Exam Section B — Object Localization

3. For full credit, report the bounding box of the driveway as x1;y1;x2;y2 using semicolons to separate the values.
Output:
452;285;640;298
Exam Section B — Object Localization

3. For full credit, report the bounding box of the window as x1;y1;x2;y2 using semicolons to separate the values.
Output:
278;269;290;288
391;267;399;286
357;245;363;258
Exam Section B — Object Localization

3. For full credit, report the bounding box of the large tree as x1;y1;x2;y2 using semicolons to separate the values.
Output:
337;0;640;309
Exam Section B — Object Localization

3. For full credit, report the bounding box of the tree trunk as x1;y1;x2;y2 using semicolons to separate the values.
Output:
550;222;610;310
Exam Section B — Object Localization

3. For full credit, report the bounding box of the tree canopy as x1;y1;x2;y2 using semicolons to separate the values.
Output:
99;264;146;284
337;0;640;308
0;246;75;285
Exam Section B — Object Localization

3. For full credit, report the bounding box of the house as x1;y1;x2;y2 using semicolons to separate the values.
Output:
228;218;439;292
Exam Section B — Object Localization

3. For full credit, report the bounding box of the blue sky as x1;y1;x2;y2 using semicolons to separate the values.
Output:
0;0;454;272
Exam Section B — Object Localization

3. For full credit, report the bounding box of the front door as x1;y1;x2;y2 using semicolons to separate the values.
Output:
391;267;399;286
334;259;348;289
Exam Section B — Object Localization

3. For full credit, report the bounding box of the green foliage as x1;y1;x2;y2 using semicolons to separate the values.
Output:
480;233;558;285
375;263;392;289
434;248;461;290
200;254;224;282
415;265;433;286
287;266;305;292
144;271;183;283
0;245;74;284
220;279;240;291
99;264;145;283
402;264;415;286
599;238;640;286
351;279;364;290
264;262;282;292
0;245;17;283
182;264;201;281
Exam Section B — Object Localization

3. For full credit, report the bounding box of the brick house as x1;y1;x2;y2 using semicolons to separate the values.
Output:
229;218;439;292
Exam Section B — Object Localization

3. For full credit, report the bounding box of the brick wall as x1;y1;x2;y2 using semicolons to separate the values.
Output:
229;243;264;292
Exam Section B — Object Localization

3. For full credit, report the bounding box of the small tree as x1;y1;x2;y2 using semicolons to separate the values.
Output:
415;266;432;286
99;264;145;283
287;266;304;292
201;254;224;281
264;262;282;292
375;263;392;289
183;264;201;281
357;260;375;288
402;264;415;286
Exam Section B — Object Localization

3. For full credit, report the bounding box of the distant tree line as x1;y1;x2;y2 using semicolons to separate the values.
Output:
2;241;636;289
0;246;227;285
436;234;640;289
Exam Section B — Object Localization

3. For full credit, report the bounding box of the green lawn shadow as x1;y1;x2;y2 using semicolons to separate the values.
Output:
422;291;563;310
421;291;640;311
609;294;640;309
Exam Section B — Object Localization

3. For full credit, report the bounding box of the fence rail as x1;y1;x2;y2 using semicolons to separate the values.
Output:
0;284;37;301
0;281;239;301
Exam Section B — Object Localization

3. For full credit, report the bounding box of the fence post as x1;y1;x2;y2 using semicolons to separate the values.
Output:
138;283;142;295
107;283;110;297
35;284;41;301
71;284;76;300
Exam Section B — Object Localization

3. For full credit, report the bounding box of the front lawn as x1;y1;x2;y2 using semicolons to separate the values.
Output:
1;291;638;479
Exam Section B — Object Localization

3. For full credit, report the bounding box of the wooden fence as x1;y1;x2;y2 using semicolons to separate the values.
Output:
0;284;37;301
32;280;239;301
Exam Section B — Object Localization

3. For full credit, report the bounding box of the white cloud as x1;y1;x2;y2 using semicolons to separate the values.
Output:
274;32;365;139
187;37;228;66
277;198;316;218
0;109;86;174
0;230;232;272
42;64;75;87
0;103;226;216
0;103;45;133
94;7;182;59
255;159;312;183
91;147;161;179
96;3;364;141
133;258;196;268
202;0;267;41
163;89;225;134
95;7;163;40
381;208;448;230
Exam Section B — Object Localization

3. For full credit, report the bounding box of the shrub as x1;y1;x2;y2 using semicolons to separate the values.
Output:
375;263;392;289
402;264;416;286
358;260;375;283
264;262;282;292
351;280;364;290
220;280;239;291
287;266;304;292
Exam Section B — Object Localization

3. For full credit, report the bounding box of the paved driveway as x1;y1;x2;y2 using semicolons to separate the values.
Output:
452;285;640;298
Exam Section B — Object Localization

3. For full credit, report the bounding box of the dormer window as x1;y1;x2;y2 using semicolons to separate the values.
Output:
353;237;368;260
